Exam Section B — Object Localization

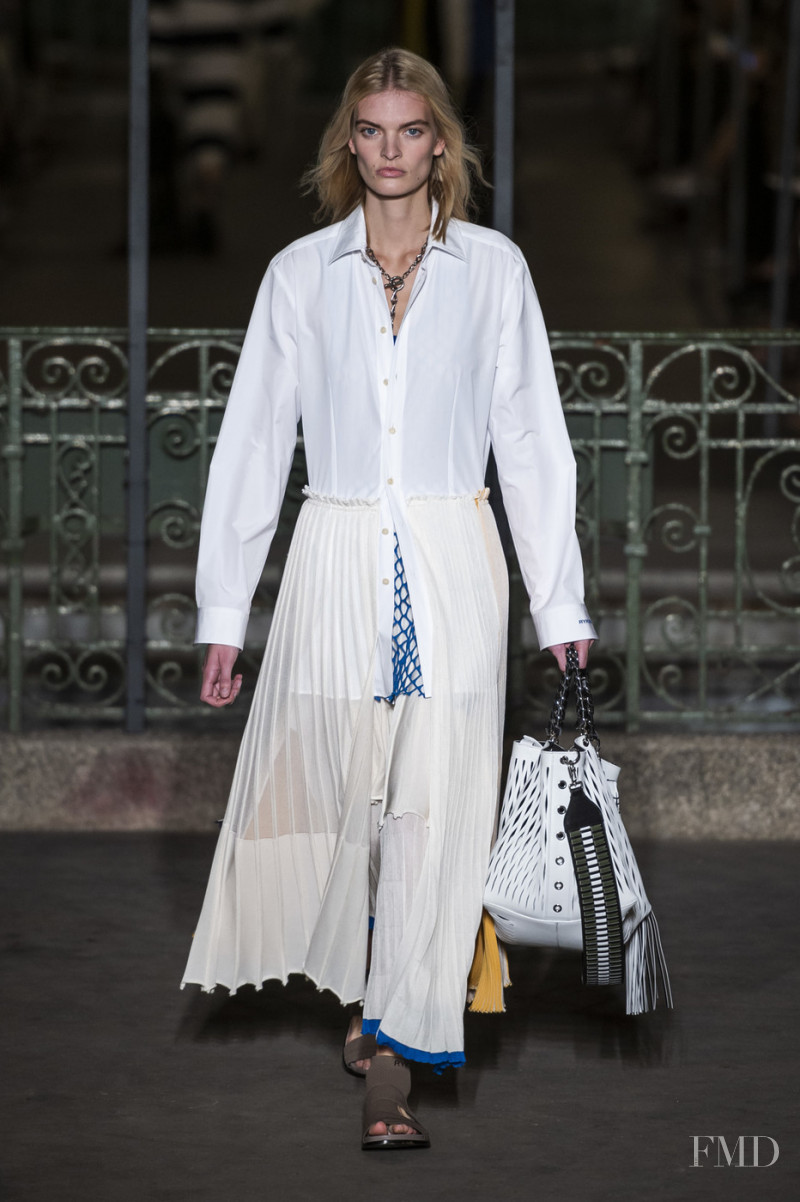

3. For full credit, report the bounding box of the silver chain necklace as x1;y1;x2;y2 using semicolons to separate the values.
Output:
365;239;428;329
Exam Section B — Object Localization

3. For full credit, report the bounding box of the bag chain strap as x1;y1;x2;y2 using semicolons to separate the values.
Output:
544;643;599;749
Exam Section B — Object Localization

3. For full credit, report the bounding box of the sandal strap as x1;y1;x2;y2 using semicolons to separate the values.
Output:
343;1033;378;1071
362;1056;428;1140
365;1054;411;1096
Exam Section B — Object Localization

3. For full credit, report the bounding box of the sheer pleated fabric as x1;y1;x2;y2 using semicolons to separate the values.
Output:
182;490;508;1065
363;810;429;1031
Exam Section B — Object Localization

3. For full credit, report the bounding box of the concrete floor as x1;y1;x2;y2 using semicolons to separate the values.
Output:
2;834;797;1201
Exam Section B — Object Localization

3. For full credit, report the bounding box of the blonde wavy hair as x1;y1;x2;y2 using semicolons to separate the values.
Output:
302;48;487;241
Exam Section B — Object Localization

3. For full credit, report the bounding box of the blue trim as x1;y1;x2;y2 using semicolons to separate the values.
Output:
360;1019;465;1072
368;915;375;931
375;537;426;704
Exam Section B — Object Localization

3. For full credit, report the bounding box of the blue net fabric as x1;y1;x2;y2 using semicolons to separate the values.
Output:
377;533;425;703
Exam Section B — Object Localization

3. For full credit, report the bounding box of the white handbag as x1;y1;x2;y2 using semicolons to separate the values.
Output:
484;646;672;1015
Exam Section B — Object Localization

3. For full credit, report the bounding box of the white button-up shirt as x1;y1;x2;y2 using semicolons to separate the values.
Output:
195;205;597;695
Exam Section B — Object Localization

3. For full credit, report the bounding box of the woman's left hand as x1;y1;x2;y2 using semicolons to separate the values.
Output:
548;639;594;672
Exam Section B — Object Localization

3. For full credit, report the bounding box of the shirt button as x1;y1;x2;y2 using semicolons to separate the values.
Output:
382;527;389;535
387;477;394;485
380;326;387;334
372;278;378;285
382;379;389;386
388;426;396;434
382;577;390;585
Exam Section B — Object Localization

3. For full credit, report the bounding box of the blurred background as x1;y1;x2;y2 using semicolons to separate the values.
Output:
2;0;800;744
3;0;799;331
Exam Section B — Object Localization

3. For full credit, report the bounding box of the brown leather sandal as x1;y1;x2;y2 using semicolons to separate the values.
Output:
343;1032;378;1077
361;1055;430;1150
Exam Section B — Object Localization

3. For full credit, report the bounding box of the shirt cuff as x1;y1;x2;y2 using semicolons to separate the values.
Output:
195;606;249;649
532;603;597;650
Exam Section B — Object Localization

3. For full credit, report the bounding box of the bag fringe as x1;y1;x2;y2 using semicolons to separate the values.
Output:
468;910;511;1013
625;910;673;1015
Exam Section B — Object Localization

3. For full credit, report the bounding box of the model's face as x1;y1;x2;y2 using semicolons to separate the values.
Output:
348;89;445;201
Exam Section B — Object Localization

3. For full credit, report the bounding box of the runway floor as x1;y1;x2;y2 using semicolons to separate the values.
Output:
1;833;797;1201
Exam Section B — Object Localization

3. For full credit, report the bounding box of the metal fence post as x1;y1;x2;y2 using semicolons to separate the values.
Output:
727;0;751;295
657;0;681;171
493;0;515;238
624;340;646;731
3;337;24;732
490;0;518;700
766;0;800;431
126;0;150;732
690;0;714;295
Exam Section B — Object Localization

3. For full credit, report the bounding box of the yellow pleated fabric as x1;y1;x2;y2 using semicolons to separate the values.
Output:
468;909;512;1013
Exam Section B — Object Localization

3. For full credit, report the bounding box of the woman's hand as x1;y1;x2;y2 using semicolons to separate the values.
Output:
547;639;593;672
200;644;243;707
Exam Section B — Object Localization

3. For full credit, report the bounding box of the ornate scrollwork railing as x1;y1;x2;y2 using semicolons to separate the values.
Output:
1;327;799;730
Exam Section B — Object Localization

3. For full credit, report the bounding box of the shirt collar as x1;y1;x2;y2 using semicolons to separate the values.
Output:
327;201;467;264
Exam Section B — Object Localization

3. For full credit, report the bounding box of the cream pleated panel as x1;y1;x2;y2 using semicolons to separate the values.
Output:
364;810;430;1029
182;491;508;1062
183;494;377;999
364;494;508;1059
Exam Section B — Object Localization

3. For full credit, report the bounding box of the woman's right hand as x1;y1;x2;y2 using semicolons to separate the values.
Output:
200;644;243;707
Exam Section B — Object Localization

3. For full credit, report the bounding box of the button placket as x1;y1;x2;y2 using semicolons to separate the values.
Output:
372;254;413;699
382;342;402;499
376;282;396;691
375;275;396;488
365;254;403;700
376;494;395;697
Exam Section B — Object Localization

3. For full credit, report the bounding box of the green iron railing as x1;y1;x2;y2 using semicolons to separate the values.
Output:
1;327;799;732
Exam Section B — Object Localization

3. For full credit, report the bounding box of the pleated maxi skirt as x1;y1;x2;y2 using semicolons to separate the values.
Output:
181;489;508;1066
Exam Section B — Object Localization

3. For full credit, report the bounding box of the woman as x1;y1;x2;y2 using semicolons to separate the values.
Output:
181;47;595;1150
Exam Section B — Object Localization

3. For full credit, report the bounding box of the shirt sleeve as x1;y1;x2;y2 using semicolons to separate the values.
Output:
195;257;300;647
488;250;597;649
